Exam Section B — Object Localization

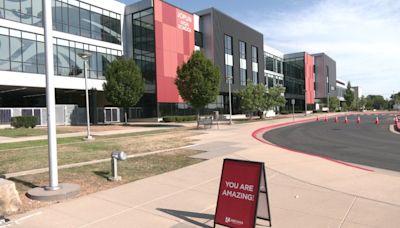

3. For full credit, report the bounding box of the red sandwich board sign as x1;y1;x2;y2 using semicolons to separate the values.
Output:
214;159;271;227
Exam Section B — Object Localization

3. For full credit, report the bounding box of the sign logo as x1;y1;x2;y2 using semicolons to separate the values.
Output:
177;12;192;33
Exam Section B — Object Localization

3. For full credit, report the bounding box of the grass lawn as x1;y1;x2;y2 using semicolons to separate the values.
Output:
0;129;197;175
0;128;48;137
10;149;204;214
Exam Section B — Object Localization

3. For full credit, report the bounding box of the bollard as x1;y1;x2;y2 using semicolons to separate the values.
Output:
357;116;361;124
375;116;380;125
108;151;127;182
316;116;320;121
324;116;328;122
335;116;339;123
344;116;349;124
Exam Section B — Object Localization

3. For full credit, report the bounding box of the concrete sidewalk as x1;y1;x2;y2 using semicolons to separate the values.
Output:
0;122;191;144
8;115;400;227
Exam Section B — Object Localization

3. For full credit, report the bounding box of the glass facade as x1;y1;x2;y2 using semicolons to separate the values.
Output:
239;41;246;59
239;41;246;86
264;53;283;74
240;68;246;86
224;34;233;84
0;26;45;74
52;0;121;44
0;0;43;26
265;73;283;88
0;25;121;78
283;57;305;110
53;38;122;79
251;46;258;84
132;8;157;118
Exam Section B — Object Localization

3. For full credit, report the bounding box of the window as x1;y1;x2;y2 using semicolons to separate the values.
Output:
51;0;121;44
195;31;203;47
224;35;232;55
251;46;258;63
252;71;258;84
0;34;10;70
225;65;233;82
240;68;246;86
239;41;246;59
265;56;274;71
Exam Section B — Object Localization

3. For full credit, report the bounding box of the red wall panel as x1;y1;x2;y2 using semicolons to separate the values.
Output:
154;0;195;103
304;53;315;104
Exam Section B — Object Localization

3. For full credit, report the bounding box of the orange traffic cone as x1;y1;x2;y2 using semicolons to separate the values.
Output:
357;116;361;124
344;116;349;124
375;116;380;125
335;116;339;123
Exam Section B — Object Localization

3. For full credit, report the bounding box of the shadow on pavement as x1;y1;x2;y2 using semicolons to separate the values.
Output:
157;208;213;228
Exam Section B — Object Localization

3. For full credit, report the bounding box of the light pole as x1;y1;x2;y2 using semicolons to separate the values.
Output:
227;76;233;125
78;52;93;140
27;0;80;201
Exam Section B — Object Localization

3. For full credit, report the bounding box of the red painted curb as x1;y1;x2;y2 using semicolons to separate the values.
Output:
251;117;374;172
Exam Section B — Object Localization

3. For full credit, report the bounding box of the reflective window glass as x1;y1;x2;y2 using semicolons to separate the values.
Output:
0;34;10;70
5;0;20;22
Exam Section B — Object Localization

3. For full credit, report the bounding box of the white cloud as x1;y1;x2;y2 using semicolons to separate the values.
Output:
246;0;400;98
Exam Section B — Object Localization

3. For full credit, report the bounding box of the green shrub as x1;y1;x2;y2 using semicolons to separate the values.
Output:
162;115;196;122
162;116;175;122
280;110;289;115
11;116;37;128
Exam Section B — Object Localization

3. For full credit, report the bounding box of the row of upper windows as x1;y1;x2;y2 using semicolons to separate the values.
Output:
0;26;121;79
265;55;283;74
224;35;258;63
0;0;121;44
224;34;259;85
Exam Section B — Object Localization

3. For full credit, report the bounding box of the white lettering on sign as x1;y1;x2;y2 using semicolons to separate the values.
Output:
177;12;192;33
222;181;255;201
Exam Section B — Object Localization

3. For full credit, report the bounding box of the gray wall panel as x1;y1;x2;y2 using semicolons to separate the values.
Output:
197;8;264;93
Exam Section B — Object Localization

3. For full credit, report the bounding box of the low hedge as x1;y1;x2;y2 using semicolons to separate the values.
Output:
10;116;38;128
163;115;197;122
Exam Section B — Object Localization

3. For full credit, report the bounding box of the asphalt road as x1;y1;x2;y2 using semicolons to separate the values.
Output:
263;114;400;172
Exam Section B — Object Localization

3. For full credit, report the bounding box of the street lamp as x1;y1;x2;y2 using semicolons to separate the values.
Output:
227;76;233;125
78;52;94;140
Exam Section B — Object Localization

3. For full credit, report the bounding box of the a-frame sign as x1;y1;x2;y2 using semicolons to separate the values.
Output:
214;159;271;228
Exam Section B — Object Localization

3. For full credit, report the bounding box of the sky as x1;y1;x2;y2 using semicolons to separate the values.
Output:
119;0;400;98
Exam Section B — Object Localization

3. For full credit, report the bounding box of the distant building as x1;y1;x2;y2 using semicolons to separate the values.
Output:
312;53;337;107
336;79;347;101
283;52;315;111
351;86;362;99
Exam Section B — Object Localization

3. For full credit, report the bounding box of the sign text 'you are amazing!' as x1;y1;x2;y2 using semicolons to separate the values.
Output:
222;181;256;201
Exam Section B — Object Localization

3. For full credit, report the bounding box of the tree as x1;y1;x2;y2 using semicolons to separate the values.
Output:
176;51;221;125
238;84;286;119
359;95;366;111
344;82;355;109
238;82;267;118
267;86;287;109
365;95;387;110
103;57;145;124
328;96;340;111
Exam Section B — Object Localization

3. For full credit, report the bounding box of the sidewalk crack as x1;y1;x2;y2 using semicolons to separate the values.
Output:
339;196;357;228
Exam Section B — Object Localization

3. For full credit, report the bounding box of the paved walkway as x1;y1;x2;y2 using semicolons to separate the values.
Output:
7;114;400;227
0;123;191;144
